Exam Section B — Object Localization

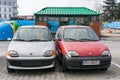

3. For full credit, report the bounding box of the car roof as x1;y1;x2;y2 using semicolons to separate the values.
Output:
19;25;48;29
60;25;91;29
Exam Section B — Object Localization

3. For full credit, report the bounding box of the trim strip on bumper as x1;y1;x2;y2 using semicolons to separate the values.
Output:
8;63;54;70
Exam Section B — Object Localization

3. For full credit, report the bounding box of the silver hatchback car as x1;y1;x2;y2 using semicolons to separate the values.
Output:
6;25;56;72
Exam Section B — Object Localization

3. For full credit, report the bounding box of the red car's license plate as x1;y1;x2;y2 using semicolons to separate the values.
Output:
82;60;100;65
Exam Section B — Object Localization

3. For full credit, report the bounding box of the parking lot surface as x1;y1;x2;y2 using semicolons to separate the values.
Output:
0;37;120;80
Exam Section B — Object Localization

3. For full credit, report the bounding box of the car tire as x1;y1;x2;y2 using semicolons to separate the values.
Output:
49;67;55;71
101;68;108;71
62;56;68;72
7;67;15;73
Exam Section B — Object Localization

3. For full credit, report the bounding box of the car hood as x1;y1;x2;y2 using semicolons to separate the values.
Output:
8;41;55;57
64;41;108;57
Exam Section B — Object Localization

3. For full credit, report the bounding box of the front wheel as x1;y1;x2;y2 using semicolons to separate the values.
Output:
101;68;108;71
7;67;15;73
62;56;68;72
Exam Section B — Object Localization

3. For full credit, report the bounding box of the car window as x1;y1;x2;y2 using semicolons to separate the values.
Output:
57;32;61;39
56;28;62;40
63;28;99;41
13;28;52;41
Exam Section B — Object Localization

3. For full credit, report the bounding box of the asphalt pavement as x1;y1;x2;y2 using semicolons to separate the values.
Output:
0;37;120;80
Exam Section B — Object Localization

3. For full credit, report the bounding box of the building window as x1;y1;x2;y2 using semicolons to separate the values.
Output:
91;16;97;21
39;17;42;21
43;17;47;22
48;17;58;21
69;17;73;21
13;2;16;5
0;8;1;12
4;8;6;12
4;1;6;5
9;14;11;18
9;2;11;6
60;17;68;21
4;14;6;18
55;17;59;21
48;17;53;21
9;8;11;12
0;1;1;5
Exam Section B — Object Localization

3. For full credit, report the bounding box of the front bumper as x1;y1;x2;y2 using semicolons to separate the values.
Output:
6;56;56;70
63;55;112;70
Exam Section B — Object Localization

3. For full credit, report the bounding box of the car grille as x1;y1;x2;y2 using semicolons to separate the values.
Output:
9;60;53;67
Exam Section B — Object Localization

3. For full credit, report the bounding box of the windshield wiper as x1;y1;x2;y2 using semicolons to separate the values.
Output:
64;38;78;41
79;38;99;41
13;39;28;41
27;39;51;41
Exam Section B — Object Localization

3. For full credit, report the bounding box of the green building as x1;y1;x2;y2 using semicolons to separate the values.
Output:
34;7;100;33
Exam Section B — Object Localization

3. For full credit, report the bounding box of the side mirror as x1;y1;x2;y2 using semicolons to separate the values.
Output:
53;38;55;41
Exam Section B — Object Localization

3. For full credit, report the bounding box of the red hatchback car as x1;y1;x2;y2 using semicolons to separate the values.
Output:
55;25;111;71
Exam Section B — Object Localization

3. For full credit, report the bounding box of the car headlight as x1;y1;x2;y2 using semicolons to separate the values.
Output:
68;51;79;57
43;50;55;57
7;51;19;57
102;50;111;57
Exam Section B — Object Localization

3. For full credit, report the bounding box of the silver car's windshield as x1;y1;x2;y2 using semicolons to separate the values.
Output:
64;28;99;41
13;28;52;41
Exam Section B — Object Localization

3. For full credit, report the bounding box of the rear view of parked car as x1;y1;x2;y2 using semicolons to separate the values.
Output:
6;25;56;72
55;25;111;72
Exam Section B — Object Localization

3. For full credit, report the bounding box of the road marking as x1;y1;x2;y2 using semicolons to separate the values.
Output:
112;62;120;68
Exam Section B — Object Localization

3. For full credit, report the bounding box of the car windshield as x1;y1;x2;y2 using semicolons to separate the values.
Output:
64;28;99;42
13;28;52;41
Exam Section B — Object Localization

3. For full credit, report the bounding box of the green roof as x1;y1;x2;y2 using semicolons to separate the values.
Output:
35;7;100;16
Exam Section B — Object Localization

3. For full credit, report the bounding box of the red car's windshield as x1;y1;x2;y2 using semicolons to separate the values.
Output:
63;28;99;41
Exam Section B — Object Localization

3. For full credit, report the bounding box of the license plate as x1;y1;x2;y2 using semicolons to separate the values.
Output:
22;62;33;66
22;61;40;66
82;60;100;65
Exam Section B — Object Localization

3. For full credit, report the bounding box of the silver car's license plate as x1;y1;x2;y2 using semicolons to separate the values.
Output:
22;62;33;66
82;60;100;65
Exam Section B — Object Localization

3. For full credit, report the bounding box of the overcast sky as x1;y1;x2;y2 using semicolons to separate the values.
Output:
17;0;119;15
